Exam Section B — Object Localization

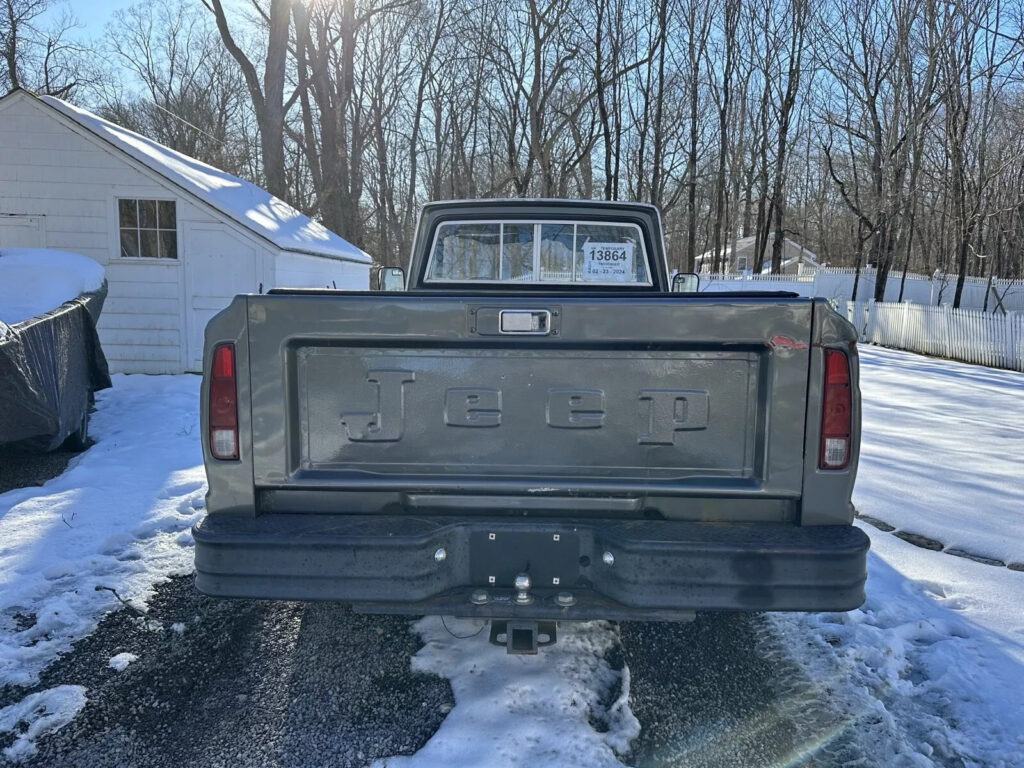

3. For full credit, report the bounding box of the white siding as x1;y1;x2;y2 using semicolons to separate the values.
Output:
183;224;269;371
275;250;370;290
100;262;182;373
0;214;44;247
0;98;188;371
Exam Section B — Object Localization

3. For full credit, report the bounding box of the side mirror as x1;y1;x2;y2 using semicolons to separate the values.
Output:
379;267;405;291
672;272;700;293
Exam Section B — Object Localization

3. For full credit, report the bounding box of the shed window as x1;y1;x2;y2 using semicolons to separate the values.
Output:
119;199;177;259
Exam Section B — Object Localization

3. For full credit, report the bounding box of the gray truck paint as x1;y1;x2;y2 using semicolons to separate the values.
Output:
195;199;867;617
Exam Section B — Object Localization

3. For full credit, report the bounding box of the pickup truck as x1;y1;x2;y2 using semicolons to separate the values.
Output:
194;199;868;652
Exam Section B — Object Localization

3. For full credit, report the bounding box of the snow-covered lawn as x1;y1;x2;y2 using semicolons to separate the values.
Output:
777;344;1024;766
0;374;203;688
0;344;1021;764
777;525;1024;766
855;345;1024;565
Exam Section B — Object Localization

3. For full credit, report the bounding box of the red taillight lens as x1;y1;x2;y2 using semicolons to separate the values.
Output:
819;349;852;470
209;343;239;460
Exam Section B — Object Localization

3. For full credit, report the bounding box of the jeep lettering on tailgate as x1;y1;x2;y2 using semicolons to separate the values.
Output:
339;369;708;444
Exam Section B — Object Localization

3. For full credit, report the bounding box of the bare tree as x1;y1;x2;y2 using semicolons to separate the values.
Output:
766;0;808;274
202;0;293;199
709;0;739;272
94;0;248;173
2;0;88;96
943;0;1022;307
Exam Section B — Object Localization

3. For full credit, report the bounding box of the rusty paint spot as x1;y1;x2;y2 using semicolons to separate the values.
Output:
769;334;809;350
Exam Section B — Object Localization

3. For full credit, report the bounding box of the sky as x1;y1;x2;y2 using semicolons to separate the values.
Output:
42;0;136;38
34;0;249;100
42;0;247;41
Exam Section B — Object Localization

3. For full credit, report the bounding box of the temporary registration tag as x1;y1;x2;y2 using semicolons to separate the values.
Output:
581;242;634;282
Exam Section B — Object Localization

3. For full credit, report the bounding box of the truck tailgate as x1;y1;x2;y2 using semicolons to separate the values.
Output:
244;294;813;512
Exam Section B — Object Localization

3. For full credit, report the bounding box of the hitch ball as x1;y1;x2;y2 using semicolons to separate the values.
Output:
514;572;533;605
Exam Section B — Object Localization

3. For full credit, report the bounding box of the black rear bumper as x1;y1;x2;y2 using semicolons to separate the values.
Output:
192;514;869;619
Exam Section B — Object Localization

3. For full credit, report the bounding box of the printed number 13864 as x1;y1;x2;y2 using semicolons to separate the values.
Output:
592;248;627;262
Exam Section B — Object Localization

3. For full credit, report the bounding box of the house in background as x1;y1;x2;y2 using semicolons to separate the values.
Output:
0;89;371;373
695;235;821;276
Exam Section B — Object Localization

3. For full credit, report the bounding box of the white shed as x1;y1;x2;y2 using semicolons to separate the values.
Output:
0;89;371;373
696;235;821;276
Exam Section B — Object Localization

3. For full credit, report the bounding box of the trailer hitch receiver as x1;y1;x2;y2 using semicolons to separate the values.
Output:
489;621;557;654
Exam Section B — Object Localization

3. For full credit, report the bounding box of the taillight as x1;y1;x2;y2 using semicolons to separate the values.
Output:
819;348;852;470
209;343;239;460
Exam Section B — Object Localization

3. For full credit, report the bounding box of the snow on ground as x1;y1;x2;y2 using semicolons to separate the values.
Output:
0;249;105;326
376;618;637;768
776;523;1024;767
771;343;1024;766
0;685;86;761
106;653;137;672
0;374;204;689
855;345;1024;565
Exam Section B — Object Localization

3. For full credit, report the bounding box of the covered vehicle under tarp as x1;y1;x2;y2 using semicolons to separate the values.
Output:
0;284;112;451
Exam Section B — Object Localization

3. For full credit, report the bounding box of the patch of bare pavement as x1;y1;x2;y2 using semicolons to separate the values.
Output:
620;615;866;768
0;405;96;495
0;577;454;768
0;571;879;768
0;446;81;496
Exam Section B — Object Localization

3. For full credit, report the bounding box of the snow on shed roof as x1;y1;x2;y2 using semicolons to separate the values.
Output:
36;95;371;264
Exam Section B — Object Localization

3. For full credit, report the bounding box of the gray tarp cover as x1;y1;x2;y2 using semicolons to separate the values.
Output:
0;283;112;450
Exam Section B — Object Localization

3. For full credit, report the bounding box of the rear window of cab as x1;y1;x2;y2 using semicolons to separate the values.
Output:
425;221;652;286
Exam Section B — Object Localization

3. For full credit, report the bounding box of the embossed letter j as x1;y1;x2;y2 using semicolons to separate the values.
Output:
340;370;415;442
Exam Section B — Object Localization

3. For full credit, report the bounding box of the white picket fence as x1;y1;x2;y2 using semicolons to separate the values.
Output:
698;268;1024;313
834;299;1024;372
